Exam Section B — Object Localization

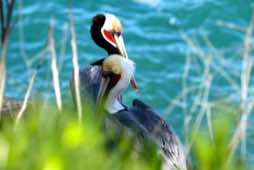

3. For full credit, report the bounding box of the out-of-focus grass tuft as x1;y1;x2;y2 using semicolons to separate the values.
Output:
0;99;161;170
191;111;247;170
0;99;250;170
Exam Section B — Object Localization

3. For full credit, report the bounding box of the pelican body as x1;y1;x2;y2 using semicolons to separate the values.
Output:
70;14;187;170
73;54;187;170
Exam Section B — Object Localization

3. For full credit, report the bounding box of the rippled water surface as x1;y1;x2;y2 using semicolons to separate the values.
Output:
5;0;254;165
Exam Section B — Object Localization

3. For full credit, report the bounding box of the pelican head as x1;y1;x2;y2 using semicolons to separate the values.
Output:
91;13;128;58
96;54;135;114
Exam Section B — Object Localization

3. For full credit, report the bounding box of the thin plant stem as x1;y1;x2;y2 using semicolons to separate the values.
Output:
48;22;62;111
15;72;36;127
69;12;82;124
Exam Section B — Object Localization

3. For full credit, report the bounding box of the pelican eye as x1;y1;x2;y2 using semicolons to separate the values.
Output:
113;31;121;36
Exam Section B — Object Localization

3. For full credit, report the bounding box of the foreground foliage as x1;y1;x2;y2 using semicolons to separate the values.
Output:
0;100;161;170
0;99;250;170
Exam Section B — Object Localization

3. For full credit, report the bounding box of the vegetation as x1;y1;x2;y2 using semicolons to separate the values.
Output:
0;99;249;170
0;0;253;169
0;101;161;170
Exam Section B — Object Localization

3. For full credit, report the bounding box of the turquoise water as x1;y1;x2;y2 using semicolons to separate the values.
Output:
5;0;254;165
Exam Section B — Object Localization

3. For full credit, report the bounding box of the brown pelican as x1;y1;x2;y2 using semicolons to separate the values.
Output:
95;54;187;170
72;54;187;169
70;14;187;169
71;13;138;108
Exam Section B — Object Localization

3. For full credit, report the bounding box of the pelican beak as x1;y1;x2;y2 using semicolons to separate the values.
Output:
114;34;139;91
96;77;110;110
114;34;128;58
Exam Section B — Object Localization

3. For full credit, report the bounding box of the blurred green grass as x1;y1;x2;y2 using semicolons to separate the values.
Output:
0;99;161;170
0;98;250;170
191;116;246;170
0;1;252;169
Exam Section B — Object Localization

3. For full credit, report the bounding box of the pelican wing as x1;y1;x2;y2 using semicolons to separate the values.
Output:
113;109;149;135
70;65;102;107
130;99;187;170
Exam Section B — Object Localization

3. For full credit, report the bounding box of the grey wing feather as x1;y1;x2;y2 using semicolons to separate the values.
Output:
131;99;187;170
133;98;152;110
70;65;123;107
113;109;149;135
70;65;102;107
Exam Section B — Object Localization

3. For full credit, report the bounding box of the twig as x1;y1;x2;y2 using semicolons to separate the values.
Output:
181;32;239;91
228;12;254;159
0;0;15;117
0;0;15;43
216;20;246;32
48;21;62;111
202;55;213;140
0;0;4;39
165;85;202;116
15;72;36;127
182;52;191;144
0;52;5;115
180;33;215;155
69;12;82;124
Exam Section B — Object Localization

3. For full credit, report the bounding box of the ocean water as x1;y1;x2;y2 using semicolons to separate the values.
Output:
4;0;254;165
